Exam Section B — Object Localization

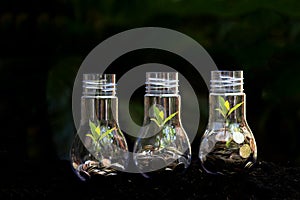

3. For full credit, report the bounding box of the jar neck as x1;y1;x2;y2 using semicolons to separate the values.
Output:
143;95;181;126
82;74;116;96
80;97;118;125
210;70;243;93
208;93;246;128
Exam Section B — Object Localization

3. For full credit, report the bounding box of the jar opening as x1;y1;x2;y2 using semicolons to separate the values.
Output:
210;70;243;93
145;72;179;96
82;74;116;96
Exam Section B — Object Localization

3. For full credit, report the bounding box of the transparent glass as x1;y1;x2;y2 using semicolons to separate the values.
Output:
199;70;257;175
133;72;191;178
70;74;128;181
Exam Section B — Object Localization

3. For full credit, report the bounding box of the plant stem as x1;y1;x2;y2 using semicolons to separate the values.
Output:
224;120;227;137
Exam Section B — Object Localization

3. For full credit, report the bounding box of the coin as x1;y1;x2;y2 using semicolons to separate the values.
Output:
239;144;251;158
233;132;244;144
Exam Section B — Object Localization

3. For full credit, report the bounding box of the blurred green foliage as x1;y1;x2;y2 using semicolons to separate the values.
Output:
1;0;300;164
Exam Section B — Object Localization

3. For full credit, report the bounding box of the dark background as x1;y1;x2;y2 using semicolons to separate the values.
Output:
1;0;300;176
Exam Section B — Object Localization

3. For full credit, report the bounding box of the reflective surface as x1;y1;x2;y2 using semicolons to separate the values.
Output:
134;96;191;177
70;74;128;181
199;71;257;175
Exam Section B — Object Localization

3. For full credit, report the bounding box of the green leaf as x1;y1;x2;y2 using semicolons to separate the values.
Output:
99;127;116;141
89;120;96;130
218;96;228;115
153;105;161;118
86;134;96;143
226;138;232;148
150;118;161;127
95;125;100;135
215;108;226;118
227;102;244;117
224;100;230;111
162;111;179;126
218;96;226;106
159;111;164;120
89;120;98;138
153;105;163;125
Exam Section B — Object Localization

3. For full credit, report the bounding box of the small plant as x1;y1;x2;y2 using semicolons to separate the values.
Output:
150;105;178;147
215;96;244;120
150;105;178;128
215;96;244;147
86;120;116;151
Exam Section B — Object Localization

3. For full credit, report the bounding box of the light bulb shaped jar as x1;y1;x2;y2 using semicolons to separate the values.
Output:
199;70;257;175
133;72;191;178
70;74;128;181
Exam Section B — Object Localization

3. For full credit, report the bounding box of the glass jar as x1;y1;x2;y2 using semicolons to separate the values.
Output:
199;70;257;175
70;74;128;181
133;72;191;178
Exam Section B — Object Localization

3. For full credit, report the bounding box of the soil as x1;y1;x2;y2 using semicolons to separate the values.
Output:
1;158;299;199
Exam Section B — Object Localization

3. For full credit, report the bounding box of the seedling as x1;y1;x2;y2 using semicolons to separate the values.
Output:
215;96;244;144
150;105;178;128
86;120;116;151
215;96;244;120
150;105;178;147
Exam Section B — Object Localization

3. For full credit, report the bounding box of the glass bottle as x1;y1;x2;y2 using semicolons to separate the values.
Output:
133;72;191;178
70;74;128;181
199;70;257;175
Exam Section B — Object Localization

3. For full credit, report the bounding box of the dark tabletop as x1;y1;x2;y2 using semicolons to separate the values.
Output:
1;158;300;200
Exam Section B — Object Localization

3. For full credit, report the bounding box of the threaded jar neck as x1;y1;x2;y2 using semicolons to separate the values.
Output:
145;72;179;96
210;70;243;93
82;74;116;97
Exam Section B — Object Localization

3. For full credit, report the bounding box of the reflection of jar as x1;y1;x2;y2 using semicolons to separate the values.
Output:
133;72;191;178
70;74;128;181
199;70;257;175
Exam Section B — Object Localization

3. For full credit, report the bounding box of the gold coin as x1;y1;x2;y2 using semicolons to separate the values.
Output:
239;144;251;158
